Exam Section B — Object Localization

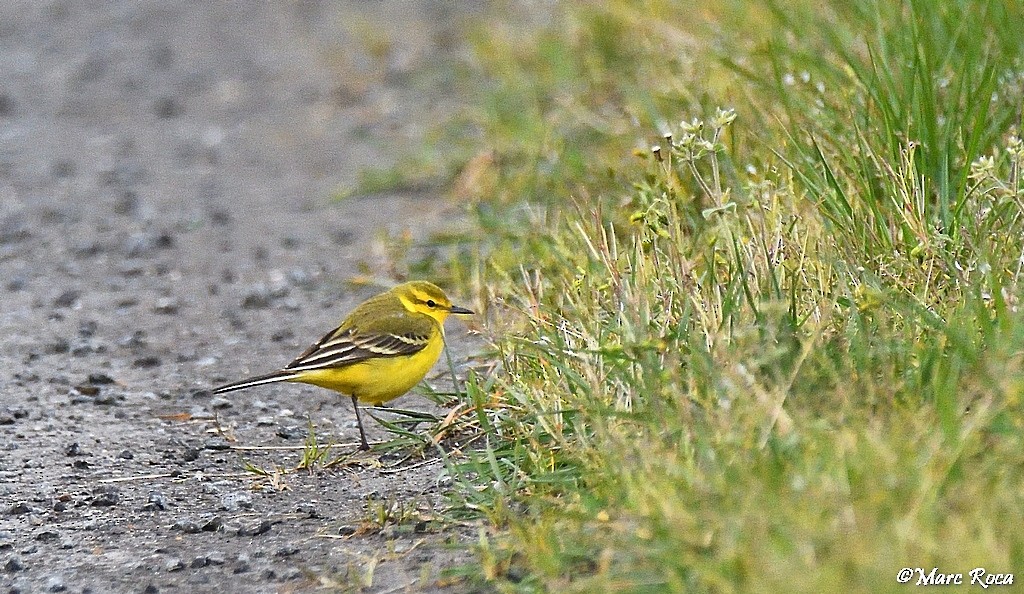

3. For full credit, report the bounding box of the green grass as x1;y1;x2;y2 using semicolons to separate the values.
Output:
422;0;1024;592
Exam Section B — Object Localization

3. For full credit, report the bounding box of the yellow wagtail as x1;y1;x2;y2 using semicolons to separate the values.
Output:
213;281;473;450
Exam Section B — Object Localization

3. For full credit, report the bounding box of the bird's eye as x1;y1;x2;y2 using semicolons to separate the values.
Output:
426;299;437;308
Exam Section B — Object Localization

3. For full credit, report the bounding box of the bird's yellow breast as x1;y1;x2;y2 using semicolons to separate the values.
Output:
291;326;444;405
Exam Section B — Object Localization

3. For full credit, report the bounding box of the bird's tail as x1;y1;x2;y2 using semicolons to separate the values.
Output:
212;370;302;394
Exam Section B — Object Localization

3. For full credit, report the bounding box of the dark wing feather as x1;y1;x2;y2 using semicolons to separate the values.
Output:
287;323;346;365
283;319;434;373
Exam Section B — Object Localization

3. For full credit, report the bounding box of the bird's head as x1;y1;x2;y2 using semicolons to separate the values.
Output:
394;281;474;325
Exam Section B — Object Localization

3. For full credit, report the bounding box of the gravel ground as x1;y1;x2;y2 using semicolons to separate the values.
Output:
0;2;485;592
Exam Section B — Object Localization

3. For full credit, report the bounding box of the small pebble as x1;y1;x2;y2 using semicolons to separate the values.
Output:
99;162;142;188
45;340;70;354
70;338;105;356
203;438;230;451
133;356;161;368
154;297;180;315
46;575;66;592
288;267;313;286
73;385;99;396
118;331;147;349
201;516;224;532
50;159;77;178
295;502;318;518
210;209;230;226
6;502;33;515
331;229;354;245
113;191;139;216
241;285;272;309
53;290;80;308
71;241;101;258
219;492;252;512
142;491;169;512
275;545;300;557
87;373;116;385
93;392;121;405
91;486;120;507
237;520;272;537
209;397;232;409
275;425;304;440
0;214;30;244
124;231;174;257
154;97;183;119
270;329;293;342
188;407;215;420
171;519;201;534
35;530;59;542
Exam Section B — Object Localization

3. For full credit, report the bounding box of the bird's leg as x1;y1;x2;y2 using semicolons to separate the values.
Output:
350;395;369;451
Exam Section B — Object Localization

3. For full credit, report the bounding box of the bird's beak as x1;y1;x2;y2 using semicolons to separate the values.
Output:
448;304;474;315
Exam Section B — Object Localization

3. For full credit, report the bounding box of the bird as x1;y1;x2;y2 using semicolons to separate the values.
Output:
212;281;473;450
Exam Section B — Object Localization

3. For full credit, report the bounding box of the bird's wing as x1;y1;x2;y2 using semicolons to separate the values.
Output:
283;313;435;372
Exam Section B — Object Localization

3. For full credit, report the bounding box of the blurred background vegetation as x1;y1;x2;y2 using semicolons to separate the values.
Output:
349;0;1024;591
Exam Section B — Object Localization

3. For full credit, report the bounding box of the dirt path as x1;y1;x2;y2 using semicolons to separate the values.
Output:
1;2;483;592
